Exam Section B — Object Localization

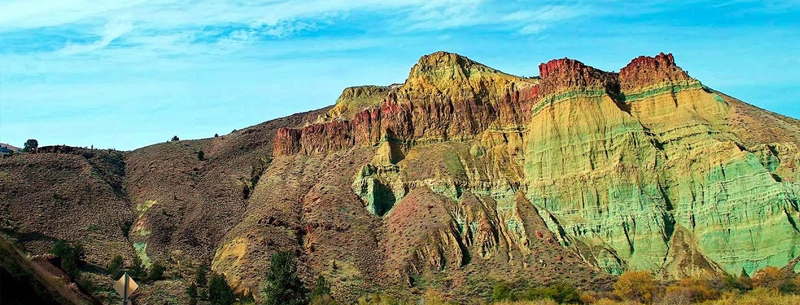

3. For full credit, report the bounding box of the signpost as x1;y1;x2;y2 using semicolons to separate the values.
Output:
114;272;138;305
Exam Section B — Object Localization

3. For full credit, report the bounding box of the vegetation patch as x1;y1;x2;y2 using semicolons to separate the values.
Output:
137;199;157;217
133;242;152;268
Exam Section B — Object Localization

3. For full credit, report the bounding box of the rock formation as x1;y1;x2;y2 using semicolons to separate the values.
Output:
2;51;799;304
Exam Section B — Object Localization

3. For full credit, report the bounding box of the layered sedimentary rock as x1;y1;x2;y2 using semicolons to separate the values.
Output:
523;52;800;277
276;51;800;283
273;52;538;156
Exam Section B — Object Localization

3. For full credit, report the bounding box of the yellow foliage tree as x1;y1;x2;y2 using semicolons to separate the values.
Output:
663;278;719;304
613;271;658;304
752;266;790;290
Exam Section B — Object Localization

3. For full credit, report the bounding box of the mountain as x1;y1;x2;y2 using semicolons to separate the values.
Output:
1;51;799;304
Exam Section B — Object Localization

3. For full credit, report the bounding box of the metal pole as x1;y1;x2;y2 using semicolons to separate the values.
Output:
123;272;128;305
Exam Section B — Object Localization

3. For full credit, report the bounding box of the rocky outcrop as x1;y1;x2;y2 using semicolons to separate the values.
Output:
537;58;618;97
618;52;693;92
325;85;391;120
273;52;538;156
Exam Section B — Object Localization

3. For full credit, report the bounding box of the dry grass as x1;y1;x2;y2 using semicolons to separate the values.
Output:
700;288;800;305
491;300;559;305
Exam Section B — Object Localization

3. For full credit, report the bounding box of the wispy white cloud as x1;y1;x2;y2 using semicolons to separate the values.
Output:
59;18;134;55
0;0;588;58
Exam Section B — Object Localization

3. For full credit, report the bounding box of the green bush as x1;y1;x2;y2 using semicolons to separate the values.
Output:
311;274;335;304
130;255;145;279
50;240;85;278
519;283;582;304
147;262;166;282
107;255;124;279
187;282;198;305
195;265;208;287
493;282;513;302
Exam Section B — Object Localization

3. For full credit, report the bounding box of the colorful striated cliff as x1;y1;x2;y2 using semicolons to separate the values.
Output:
270;51;800;284
2;51;800;304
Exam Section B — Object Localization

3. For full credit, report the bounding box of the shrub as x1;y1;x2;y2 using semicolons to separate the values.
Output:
147;262;166;282
130;255;145;278
208;272;235;305
310;294;339;305
493;282;513;302
519;282;582;304
738;269;753;291
187;282;198;305
263;251;308;305
356;294;407;305
197;150;205;161
663;278;719;304
171;135;180;141
195;265;208;287
752;266;796;293
422;289;455;305
107;255;124;279
50;240;85;278
310;275;335;304
613;271;657;304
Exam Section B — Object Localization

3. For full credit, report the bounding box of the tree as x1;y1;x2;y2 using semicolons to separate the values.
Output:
147;262;166;282
310;275;336;305
263;251;308;305
614;271;657;304
23;139;38;152
130;255;145;278
197;150;205;161
663;278;719;304
214;133;219;138
50;240;85;278
187;282;199;305
752;266;795;292
208;272;235;305
107;255;124;279
195;265;208;287
171;135;180;142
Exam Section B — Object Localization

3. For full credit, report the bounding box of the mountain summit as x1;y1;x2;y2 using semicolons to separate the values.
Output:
2;51;799;304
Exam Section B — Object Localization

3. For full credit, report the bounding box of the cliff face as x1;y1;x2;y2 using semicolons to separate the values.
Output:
3;51;800;305
524;52;800;278
273;51;538;156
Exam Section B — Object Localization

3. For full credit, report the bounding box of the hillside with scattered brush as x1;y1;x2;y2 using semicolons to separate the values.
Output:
2;51;800;305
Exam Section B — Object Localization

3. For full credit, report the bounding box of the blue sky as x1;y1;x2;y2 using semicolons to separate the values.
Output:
0;0;798;150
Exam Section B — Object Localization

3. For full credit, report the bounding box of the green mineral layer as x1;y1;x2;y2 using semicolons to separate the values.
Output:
524;82;800;276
